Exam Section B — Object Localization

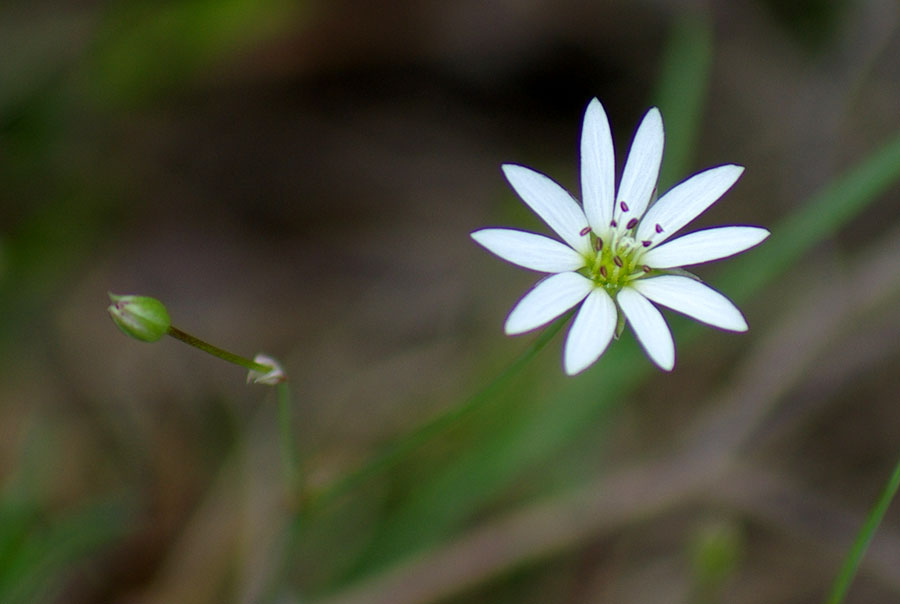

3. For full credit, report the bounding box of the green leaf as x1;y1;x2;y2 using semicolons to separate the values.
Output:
825;457;900;604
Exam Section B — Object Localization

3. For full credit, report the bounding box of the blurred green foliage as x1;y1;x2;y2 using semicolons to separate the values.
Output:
1;1;899;602
85;0;303;106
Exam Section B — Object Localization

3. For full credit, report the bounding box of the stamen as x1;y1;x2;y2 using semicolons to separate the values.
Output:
626;218;638;230
619;201;629;212
642;265;651;273
642;240;652;247
610;219;617;228
655;223;664;234
579;226;591;236
599;266;608;278
594;237;603;251
613;256;624;267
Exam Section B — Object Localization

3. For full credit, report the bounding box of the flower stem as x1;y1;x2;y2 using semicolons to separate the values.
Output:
259;314;569;603
165;325;273;373
302;313;570;515
825;454;900;604
277;381;301;494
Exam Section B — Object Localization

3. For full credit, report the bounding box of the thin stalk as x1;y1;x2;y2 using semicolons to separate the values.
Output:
302;314;569;514
166;325;273;373
277;382;301;495
826;455;900;604
260;315;569;603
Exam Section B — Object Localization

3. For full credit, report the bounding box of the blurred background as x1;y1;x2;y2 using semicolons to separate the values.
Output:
1;0;899;602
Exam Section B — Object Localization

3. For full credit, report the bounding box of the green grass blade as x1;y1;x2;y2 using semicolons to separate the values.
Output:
278;381;301;496
304;315;568;516
0;496;133;604
722;129;900;300
271;316;567;597
655;13;714;190
83;0;303;106
825;456;900;604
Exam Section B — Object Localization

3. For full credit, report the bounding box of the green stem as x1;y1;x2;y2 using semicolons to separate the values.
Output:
260;315;569;603
302;314;569;515
165;325;273;373
277;382;300;493
826;455;900;604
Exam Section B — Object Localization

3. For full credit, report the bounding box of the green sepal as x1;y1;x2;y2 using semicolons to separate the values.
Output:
663;267;702;281
614;306;627;340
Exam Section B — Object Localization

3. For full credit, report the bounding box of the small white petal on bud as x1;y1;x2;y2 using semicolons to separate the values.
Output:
247;354;287;385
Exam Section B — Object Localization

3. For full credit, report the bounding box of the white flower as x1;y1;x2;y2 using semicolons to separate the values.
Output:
472;98;769;375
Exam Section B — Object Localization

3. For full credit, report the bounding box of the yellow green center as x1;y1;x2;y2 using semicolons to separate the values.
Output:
581;230;651;293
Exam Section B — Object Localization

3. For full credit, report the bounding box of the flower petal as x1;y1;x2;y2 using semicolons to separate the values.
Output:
504;272;594;335
471;228;586;273
617;287;675;371
642;226;770;268
563;288;617;375
617;107;664;220
630;275;748;331
580;98;616;233
247;354;287;385
502;164;592;255
637;164;744;244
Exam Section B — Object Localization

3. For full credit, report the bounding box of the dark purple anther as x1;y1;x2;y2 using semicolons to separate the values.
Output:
642;240;652;247
626;218;638;230
613;256;624;267
599;266;608;278
655;223;664;233
594;237;603;251
619;201;629;212
579;226;591;236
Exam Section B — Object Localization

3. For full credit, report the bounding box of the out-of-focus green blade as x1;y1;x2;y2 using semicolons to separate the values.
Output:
826;456;900;604
655;13;714;191
0;496;133;604
722;130;900;300
83;0;304;105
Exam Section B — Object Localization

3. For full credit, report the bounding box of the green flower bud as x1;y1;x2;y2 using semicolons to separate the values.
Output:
107;293;171;342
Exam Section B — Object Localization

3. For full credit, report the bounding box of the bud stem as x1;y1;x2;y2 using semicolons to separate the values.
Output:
166;326;274;374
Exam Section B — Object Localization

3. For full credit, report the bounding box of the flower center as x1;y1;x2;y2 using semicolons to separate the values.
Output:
581;226;651;293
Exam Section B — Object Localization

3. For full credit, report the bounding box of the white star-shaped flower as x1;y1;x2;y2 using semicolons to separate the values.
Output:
472;98;769;375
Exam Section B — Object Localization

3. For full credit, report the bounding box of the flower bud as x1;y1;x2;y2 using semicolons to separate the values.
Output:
247;353;287;385
107;293;171;342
